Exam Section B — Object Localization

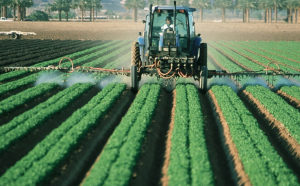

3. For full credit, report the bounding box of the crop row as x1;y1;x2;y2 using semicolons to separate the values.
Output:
244;85;300;144
209;85;298;185
0;40;119;83
0;83;58;116
219;41;300;73
242;41;300;61
82;84;160;186
236;42;300;69
208;46;243;72
209;42;263;71
279;86;300;101
0;41;130;99
0;40;103;67
166;84;214;185
0;83;126;185
0;83;93;153
0;40;81;64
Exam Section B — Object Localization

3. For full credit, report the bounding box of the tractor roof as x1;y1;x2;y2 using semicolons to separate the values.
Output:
151;5;196;13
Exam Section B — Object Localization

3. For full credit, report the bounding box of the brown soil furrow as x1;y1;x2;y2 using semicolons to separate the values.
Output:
209;44;253;71
208;90;251;186
242;89;300;158
130;89;172;186
199;91;234;186
277;90;300;110
161;90;176;186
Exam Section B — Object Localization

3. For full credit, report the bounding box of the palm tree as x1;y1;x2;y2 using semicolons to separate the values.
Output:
214;0;233;22
73;0;88;21
284;0;299;23
15;0;33;21
237;0;256;23
192;0;210;22
87;0;101;21
124;0;144;22
1;0;11;18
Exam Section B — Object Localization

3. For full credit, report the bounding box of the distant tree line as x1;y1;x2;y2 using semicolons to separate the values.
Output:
48;0;102;21
0;0;33;21
0;0;102;21
1;0;299;23
124;0;300;23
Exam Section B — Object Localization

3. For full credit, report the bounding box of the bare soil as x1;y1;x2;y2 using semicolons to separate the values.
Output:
1;21;300;41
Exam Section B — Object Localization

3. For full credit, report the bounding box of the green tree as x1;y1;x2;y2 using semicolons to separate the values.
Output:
237;0;256;23
0;0;11;18
192;0;210;22
86;0;101;21
73;0;88;21
50;0;72;21
124;0;144;22
15;0;33;21
214;0;233;22
284;0;299;23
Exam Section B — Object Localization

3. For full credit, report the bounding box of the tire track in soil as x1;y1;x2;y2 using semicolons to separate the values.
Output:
0;86;62;126
45;89;135;186
199;91;235;186
239;91;300;182
0;86;99;177
129;88;172;186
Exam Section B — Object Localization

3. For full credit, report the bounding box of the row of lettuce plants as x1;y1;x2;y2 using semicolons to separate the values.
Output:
0;83;58;115
0;40;118;82
209;42;263;71
82;84;160;186
245;85;300;143
0;83;93;153
167;84;214;185
210;85;298;185
280;86;300;101
221;41;300;72
0;83;126;185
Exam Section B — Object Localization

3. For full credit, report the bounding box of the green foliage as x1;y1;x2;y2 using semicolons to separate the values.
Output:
0;83;57;115
83;84;160;186
28;10;49;21
280;86;300;101
0;83;126;185
168;84;214;186
0;73;38;96
211;85;298;185
245;85;300;143
124;0;145;9
0;83;92;153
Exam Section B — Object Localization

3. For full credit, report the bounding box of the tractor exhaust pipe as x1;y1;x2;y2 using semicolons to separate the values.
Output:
173;1;176;31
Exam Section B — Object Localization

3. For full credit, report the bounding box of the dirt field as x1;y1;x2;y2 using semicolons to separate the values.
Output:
1;20;300;41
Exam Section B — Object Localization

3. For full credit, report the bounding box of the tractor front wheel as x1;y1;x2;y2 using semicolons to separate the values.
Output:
131;42;141;92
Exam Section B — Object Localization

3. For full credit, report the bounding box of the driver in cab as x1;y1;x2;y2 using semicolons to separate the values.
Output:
161;16;174;32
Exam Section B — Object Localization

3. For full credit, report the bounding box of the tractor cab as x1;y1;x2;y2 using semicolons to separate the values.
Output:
148;6;197;58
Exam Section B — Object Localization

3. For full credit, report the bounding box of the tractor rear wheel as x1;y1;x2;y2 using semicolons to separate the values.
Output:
199;43;207;67
131;42;141;92
199;66;208;93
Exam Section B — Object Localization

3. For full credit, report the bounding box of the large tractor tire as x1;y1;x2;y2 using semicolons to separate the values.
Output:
131;42;141;92
199;66;208;93
199;43;207;67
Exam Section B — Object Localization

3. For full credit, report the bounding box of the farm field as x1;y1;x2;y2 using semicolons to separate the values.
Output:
0;39;299;186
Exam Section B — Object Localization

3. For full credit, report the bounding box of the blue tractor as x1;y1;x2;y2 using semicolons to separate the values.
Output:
131;1;208;92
